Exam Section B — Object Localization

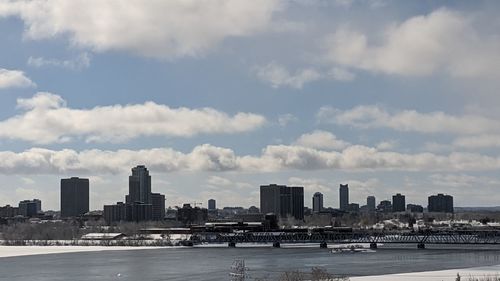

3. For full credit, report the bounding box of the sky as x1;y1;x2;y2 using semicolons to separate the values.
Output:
1;0;500;211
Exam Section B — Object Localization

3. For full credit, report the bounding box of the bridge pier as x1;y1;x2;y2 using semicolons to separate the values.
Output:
320;242;328;248
369;243;378;249
273;242;281;248
417;243;425;249
228;242;236;248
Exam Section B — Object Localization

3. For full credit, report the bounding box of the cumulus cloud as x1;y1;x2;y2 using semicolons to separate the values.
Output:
2;143;500;175
294;130;350;150
318;105;500;135
28;53;91;70
323;8;500;77
0;0;280;59
0;68;36;89
0;92;266;144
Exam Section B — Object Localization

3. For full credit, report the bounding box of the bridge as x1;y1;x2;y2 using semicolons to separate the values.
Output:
190;229;500;249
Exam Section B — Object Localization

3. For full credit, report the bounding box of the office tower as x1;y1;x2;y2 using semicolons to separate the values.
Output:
428;194;454;213
18;199;39;217
367;196;376;212
392;193;406;212
128;165;151;204
61;177;89;218
151;192;165;220
339;184;349;211
103;202;127;224
260;184;304;220
290;186;304;220
312;192;323;213
347;203;360;213
208;199;216;211
377;200;392;212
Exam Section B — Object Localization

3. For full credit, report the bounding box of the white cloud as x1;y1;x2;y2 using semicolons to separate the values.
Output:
277;113;298;127
1;143;500;175
318;105;500;135
255;62;322;89
0;0;280;59
376;140;398;151
328;67;355;81
0;92;266;144
0;68;36;89
453;135;500;149
255;62;355;88
288;177;331;193
28;53;91;70
430;173;500;188
323;8;500;77
294;130;350;150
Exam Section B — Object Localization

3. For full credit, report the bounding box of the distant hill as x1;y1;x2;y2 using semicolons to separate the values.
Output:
455;206;500;212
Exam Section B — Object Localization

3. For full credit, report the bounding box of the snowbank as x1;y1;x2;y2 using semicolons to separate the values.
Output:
351;265;500;281
0;245;163;259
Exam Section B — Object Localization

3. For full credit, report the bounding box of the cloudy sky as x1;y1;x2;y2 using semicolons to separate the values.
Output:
1;0;500;210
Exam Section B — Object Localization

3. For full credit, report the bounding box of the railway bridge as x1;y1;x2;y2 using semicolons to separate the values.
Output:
190;229;500;249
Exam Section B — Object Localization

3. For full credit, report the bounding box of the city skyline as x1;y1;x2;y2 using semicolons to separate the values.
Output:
1;1;500;210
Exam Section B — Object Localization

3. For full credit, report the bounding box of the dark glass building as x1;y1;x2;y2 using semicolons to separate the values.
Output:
392;193;406;212
208;199;216;210
339;184;349;211
260;184;304;220
428;194;454;213
18;199;39;217
128;165;151;204
151;192;165;220
60;177;89;218
367;196;376;212
312;192;323;213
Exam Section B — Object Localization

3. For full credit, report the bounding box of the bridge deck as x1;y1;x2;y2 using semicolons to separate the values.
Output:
191;230;500;245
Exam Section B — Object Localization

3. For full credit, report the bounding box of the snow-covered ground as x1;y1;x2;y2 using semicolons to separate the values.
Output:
352;265;500;281
0;245;163;259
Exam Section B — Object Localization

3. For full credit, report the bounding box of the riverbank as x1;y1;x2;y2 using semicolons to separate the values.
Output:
0;245;165;258
352;265;500;281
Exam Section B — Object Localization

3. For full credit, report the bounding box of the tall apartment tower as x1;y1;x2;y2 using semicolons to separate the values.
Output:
128;165;151;204
312;192;324;213
260;184;304;220
367;196;376;212
392;193;406;212
339;184;349;211
61;177;89;218
428;194;454;213
208;199;216;210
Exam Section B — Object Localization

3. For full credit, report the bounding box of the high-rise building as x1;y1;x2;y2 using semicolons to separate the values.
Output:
208;199;216;210
312;192;323;213
392;193;406;212
61;177;89;218
151;193;165;220
367;196;376;212
339;184;349;211
128;165;151;204
103;202;127;224
428;194;454;213
407;204;424;213
18;199;39;217
377;200;392;213
260;184;304;220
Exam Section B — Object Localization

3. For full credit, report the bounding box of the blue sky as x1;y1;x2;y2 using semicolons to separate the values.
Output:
1;0;500;210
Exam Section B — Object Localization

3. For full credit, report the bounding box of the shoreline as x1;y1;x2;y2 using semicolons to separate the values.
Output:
0;245;165;259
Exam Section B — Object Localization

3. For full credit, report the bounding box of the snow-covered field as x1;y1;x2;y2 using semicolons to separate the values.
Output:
352;265;500;281
0;245;163;258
